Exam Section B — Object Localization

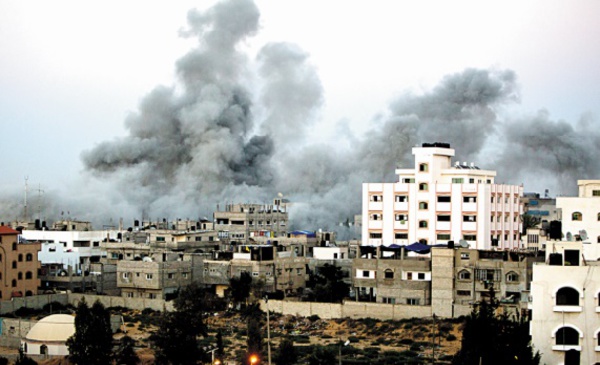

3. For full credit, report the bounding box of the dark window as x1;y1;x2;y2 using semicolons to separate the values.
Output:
25;271;32;280
437;215;451;222
555;327;579;345
556;287;579;306
25;253;32;261
395;233;408;239
18;254;23;262
384;269;394;279
12;261;16;269
437;196;451;203
18;272;22;280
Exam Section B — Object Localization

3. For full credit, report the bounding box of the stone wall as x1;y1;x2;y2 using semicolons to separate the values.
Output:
68;293;174;312
0;294;68;316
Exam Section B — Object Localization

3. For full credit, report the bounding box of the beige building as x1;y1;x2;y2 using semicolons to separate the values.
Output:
22;314;75;356
214;200;289;243
0;226;41;299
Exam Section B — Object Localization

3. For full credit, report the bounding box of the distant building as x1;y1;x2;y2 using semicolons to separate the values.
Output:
0;226;41;298
362;143;523;250
22;314;75;356
214;199;289;243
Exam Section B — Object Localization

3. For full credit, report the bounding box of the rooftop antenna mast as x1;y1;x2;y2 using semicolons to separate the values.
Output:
36;184;45;222
23;176;29;222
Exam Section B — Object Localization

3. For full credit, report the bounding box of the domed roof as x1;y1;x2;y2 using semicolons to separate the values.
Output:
25;314;75;343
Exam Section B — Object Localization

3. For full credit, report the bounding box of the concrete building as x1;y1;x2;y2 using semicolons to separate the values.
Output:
214;200;289;243
556;180;600;259
530;241;600;365
362;142;523;250
0;226;41;298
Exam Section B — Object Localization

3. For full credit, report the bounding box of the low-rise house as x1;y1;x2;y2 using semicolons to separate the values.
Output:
0;226;41;298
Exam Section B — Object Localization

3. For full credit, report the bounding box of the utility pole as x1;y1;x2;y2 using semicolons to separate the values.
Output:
265;296;271;365
431;313;436;365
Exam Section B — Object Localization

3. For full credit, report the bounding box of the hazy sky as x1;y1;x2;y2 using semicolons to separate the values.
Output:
1;0;600;225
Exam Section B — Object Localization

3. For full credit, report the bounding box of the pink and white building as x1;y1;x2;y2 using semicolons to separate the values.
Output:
362;143;523;250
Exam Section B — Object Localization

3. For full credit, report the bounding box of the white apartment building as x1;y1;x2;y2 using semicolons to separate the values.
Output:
362;143;523;250
22;230;118;273
530;241;600;365
557;180;600;259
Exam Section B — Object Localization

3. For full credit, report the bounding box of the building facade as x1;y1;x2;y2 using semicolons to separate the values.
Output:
0;226;41;298
362;143;523;250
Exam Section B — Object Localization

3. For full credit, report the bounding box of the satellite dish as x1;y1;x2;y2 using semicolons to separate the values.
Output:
278;192;283;198
566;232;573;241
459;239;469;248
580;230;588;241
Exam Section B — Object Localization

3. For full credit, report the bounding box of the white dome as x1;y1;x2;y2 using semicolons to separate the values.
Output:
25;314;75;343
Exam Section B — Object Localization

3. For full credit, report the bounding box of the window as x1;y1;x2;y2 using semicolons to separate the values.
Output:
458;270;471;280
406;298;420;305
419;163;428;172
370;213;382;220
460;252;470;259
369;232;382;239
25;271;32;280
12;243;17;251
362;271;370;278
452;178;464;184
572;212;582;221
437;234;451;240
182;273;189;279
419;183;428;191
149;293;157;299
407;272;413;280
469;178;475;183
402;178;415;183
122;272;130;279
463;234;477;241
297;268;302;275
418;221;428;228
384;269;394;279
18;254;23;262
18;272;22;280
156;236;166;242
463;215;476;222
437;196;451;203
418;202;428;210
506;272;519;282
395;214;408;222
437;215;451;222
370;194;383;202
167;273;174;279
395;195;408;202
593;190;600;196
11;279;16;288
382;297;396;304
555;327;579;346
25;253;33;261
463;196;477;203
457;290;471;296
146;274;153;280
395;233;408;239
556;287;579;306
12;261;16;269
417;273;425;280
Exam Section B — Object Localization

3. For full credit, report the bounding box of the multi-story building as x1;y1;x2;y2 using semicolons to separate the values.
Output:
530;241;600;365
214;200;289;243
0;226;41;298
362;142;523;250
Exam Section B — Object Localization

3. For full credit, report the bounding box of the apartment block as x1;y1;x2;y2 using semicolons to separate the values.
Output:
0;226;41;299
214;199;289;243
362;142;523;250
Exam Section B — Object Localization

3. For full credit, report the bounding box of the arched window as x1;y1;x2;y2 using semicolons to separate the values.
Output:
506;272;519;282
572;212;582;221
419;220;428;228
40;344;48;355
25;290;33;297
458;270;471;280
17;272;22;280
18;254;23;262
25;253;32;262
12;242;16;251
384;269;394;279
419;163;428;172
556;287;580;306
11;279;16;288
419;202;428;210
419;183;428;191
25;271;32;280
12;261;17;269
555;327;579;345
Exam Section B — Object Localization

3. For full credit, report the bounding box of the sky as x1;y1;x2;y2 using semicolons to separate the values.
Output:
1;0;600;232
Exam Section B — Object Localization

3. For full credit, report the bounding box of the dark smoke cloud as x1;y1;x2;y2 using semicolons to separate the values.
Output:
3;0;597;237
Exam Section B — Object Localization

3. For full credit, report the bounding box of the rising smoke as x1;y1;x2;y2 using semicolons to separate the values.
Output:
3;0;599;236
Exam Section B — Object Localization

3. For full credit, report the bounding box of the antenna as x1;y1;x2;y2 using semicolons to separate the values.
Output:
36;184;44;223
23;176;29;221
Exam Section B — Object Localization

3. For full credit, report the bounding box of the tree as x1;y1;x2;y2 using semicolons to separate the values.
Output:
230;272;253;308
15;348;37;365
452;287;540;365
244;316;264;365
66;299;113;365
306;346;336;365
521;214;541;235
274;337;297;365
308;264;349;303
114;336;140;365
153;283;212;365
215;330;225;364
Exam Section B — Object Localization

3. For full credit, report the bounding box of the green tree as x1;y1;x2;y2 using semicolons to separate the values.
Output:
521;214;541;235
274;337;297;365
452;287;540;365
307;345;336;365
114;335;140;365
309;263;349;303
66;299;113;365
230;272;253;308
173;282;209;337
